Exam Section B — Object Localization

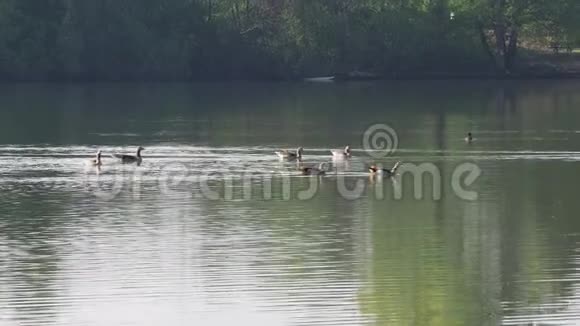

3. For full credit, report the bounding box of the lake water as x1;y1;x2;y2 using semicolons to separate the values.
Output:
1;81;580;325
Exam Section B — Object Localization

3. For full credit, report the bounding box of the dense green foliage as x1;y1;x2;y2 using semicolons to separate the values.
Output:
0;0;577;80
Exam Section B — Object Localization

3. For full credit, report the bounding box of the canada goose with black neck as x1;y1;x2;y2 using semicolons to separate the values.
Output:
301;162;328;176
369;161;401;177
114;146;144;164
89;150;102;166
275;147;303;161
465;132;473;143
331;145;351;159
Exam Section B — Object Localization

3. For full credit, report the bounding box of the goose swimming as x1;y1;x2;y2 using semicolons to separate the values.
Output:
113;146;144;164
330;145;351;158
465;132;474;143
369;161;401;177
301;162;328;176
275;147;303;160
89;150;103;166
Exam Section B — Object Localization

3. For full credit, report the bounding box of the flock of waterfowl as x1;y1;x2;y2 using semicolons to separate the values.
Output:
275;145;400;177
87;145;399;177
87;133;474;177
274;131;473;176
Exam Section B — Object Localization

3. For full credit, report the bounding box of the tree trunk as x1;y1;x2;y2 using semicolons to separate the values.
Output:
207;0;213;23
487;0;519;74
504;27;518;73
478;22;496;66
493;0;507;73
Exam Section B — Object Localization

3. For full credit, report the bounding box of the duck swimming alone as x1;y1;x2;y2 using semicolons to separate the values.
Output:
89;150;103;166
113;146;144;164
301;162;328;176
369;161;401;177
465;132;473;143
330;145;352;158
275;147;303;160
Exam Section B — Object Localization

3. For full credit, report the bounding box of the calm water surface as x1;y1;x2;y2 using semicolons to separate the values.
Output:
1;81;580;325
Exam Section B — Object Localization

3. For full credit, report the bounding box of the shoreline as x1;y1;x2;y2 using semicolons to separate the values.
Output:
1;71;579;84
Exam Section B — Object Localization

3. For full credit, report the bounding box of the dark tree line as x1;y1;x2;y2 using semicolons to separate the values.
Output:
0;0;577;81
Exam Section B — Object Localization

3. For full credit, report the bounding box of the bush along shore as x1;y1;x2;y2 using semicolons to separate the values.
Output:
0;0;578;81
